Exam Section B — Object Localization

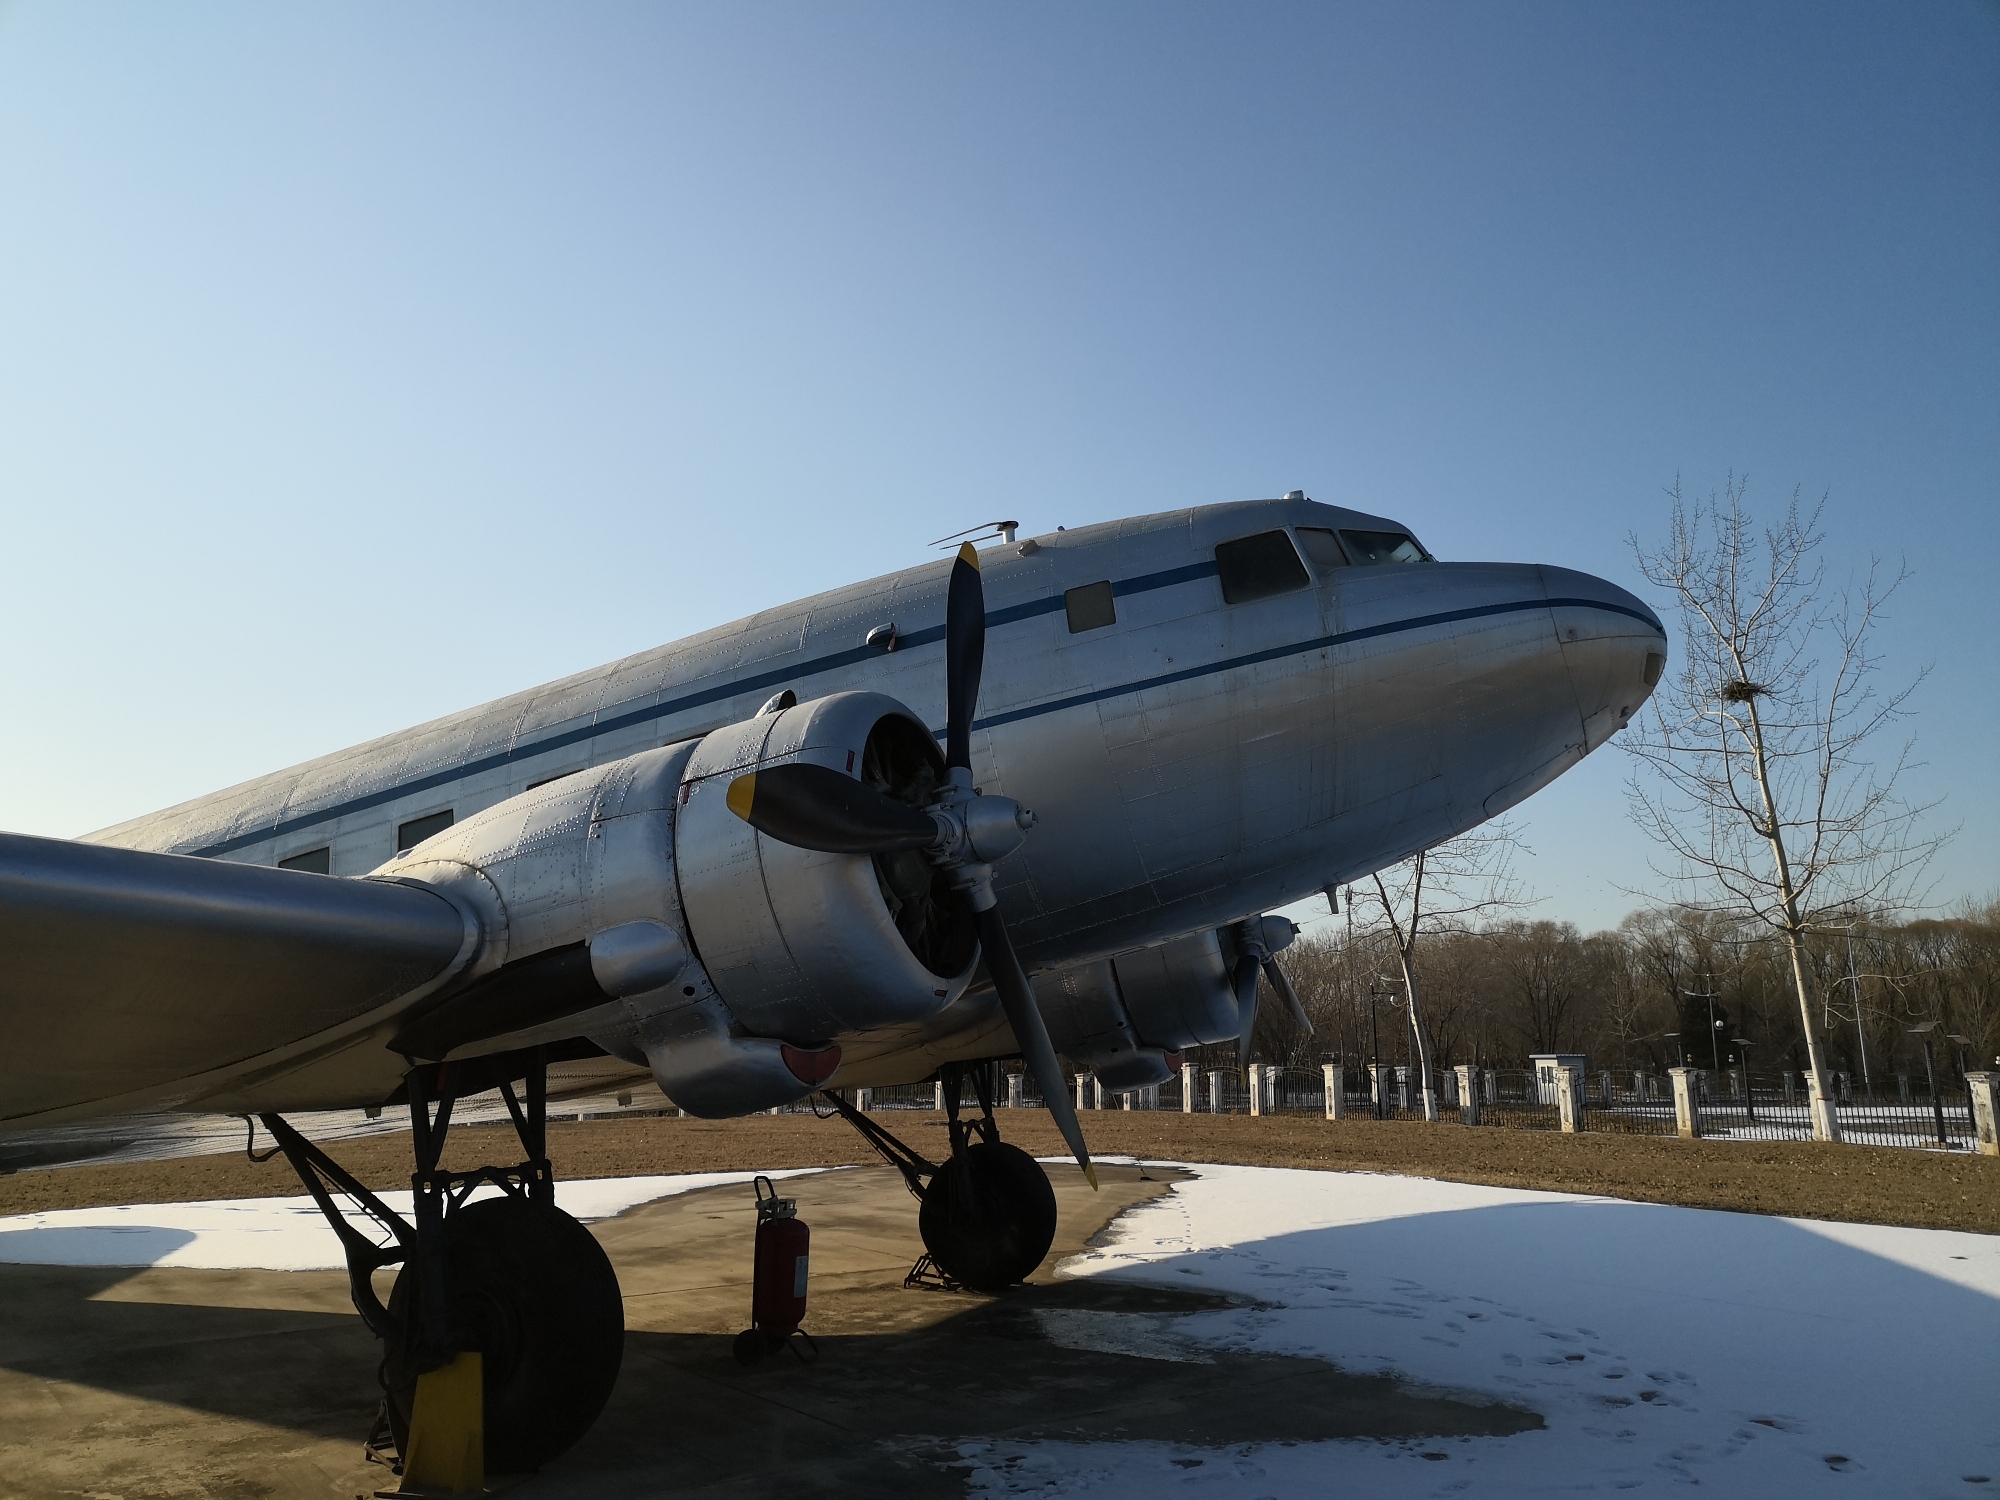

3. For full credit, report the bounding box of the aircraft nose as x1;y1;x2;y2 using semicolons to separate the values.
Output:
1539;566;1669;754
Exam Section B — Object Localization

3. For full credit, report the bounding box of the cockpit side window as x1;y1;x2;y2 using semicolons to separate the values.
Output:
1339;529;1429;565
1215;530;1311;604
1294;527;1349;570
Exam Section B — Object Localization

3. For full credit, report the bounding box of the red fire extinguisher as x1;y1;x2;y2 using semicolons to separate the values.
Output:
735;1176;817;1366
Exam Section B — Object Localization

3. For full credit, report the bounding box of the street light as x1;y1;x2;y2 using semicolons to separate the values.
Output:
1946;1034;1973;1085
1366;979;1396;1119
1684;982;1723;1073
1909;1020;1947;1148
1731;1038;1756;1123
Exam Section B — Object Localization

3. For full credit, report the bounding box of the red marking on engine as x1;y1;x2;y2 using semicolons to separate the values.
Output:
780;1043;842;1086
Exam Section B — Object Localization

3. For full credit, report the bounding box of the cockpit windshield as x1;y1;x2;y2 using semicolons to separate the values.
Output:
1338;529;1428;565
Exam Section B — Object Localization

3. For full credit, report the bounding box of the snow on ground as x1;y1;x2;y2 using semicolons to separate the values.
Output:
0;1168;827;1270
974;1163;2000;1499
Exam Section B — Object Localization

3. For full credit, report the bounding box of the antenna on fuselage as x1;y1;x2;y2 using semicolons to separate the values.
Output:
929;520;1019;548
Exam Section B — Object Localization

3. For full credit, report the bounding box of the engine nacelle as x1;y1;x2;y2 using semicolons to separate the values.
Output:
674;691;978;1037
385;691;975;1116
1036;922;1289;1090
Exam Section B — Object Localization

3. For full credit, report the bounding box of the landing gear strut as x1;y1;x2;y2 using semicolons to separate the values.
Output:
822;1060;1057;1293
259;1046;624;1476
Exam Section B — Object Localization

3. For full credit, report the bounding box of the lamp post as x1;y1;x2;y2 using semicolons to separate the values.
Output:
1731;1039;1756;1123
1843;926;1872;1090
1948;1033;1974;1140
1366;982;1391;1119
1910;1021;1947;1148
1684;981;1723;1074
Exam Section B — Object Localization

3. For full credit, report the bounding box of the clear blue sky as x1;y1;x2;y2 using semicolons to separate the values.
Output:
1;2;1993;932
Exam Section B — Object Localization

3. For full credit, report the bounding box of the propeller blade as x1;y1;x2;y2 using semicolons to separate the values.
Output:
1263;957;1313;1036
725;763;938;854
1233;952;1262;1072
975;904;1096;1189
945;541;985;771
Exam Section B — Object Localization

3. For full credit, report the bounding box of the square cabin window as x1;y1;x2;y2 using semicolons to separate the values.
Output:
1064;580;1117;633
397;809;455;851
279;846;331;875
1215;530;1310;604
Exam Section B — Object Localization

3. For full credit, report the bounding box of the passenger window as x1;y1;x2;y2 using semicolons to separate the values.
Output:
1340;529;1428;565
397;810;455;851
1215;530;1310;604
1064;580;1116;633
1295;528;1349;570
279;846;331;874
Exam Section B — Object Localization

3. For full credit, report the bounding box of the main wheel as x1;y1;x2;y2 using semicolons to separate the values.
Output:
385;1195;624;1473
918;1140;1058;1292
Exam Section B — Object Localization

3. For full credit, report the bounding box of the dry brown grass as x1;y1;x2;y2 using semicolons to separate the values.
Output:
3;1109;1995;1234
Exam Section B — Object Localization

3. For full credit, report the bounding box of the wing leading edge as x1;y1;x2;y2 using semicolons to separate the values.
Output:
0;832;469;1125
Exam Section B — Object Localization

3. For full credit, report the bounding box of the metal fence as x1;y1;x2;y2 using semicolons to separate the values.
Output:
812;1062;1984;1155
1683;1069;1977;1149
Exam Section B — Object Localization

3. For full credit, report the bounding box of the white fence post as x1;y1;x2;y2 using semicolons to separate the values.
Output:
1967;1072;1999;1157
1455;1064;1480;1125
1006;1073;1023;1108
1208;1070;1224;1114
1076;1075;1089;1112
1670;1066;1702;1139
933;1081;946;1112
1556;1067;1582;1133
1093;1077;1107;1111
855;1088;873;1113
1248;1063;1265;1117
1183;1062;1199;1113
1323;1063;1344;1119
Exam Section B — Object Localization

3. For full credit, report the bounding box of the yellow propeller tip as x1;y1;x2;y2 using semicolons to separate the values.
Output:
956;540;981;570
725;773;756;821
1083;1162;1099;1192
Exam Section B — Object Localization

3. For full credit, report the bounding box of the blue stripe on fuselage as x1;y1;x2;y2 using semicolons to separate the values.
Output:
187;561;1652;858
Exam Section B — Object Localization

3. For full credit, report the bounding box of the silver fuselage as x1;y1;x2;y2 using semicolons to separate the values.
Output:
86;497;1664;1091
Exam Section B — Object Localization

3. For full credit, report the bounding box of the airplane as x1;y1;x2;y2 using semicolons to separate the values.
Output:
0;492;1666;1474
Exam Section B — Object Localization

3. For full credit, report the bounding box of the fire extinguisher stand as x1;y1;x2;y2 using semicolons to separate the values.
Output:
735;1176;818;1367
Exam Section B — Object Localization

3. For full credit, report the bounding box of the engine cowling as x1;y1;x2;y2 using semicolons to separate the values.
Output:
384;691;975;1116
1037;922;1300;1091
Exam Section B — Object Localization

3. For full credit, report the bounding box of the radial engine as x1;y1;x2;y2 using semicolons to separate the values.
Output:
386;690;983;1115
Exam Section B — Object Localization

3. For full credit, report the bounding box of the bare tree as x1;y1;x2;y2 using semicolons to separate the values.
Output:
1365;823;1528;1120
1622;477;1949;1140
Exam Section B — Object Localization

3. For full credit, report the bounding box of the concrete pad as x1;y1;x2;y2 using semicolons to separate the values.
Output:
0;1163;1535;1497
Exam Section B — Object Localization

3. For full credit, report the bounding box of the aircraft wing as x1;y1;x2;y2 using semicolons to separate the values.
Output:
0;831;471;1126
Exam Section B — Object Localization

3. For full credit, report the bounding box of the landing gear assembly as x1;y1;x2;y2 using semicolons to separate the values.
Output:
823;1060;1058;1294
258;1046;623;1484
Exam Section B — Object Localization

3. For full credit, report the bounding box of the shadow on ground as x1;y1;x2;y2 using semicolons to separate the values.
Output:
0;1165;1539;1498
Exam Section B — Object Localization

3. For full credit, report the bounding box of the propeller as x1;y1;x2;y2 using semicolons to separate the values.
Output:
726;763;937;853
1232;952;1263;1072
1264;954;1313;1036
726;540;1097;1188
1231;914;1310;1070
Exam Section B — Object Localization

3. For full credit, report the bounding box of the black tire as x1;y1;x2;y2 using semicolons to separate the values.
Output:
385;1195;624;1473
918;1140;1058;1292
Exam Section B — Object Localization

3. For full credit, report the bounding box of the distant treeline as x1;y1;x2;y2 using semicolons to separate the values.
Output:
1221;901;2000;1085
